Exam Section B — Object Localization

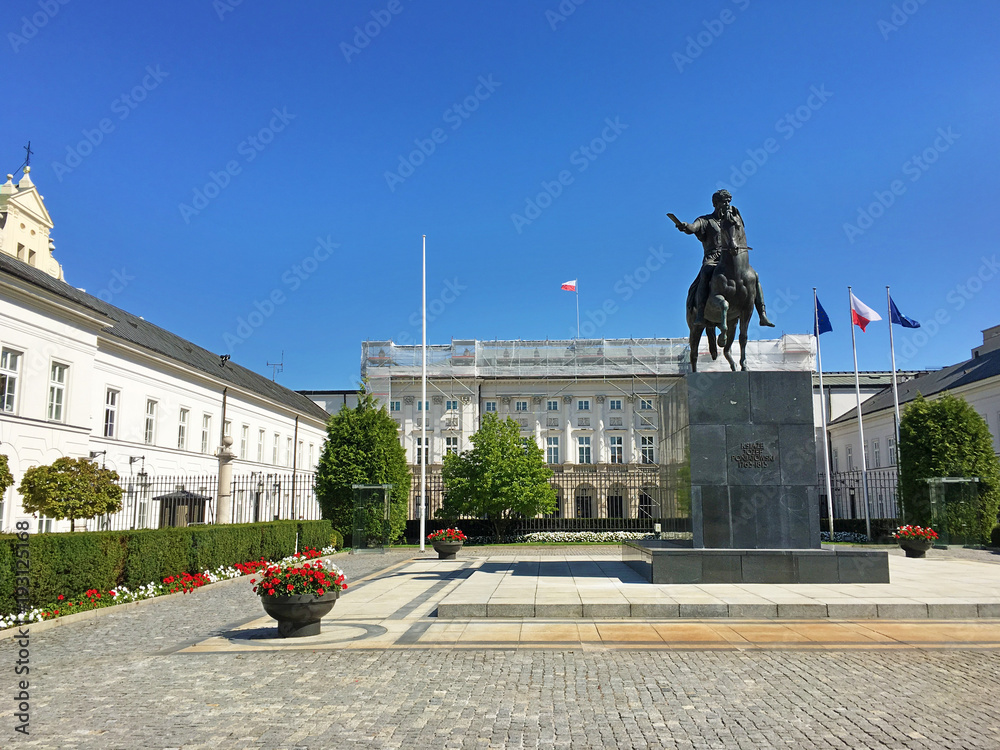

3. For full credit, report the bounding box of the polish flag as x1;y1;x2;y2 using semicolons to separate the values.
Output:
561;279;577;292
850;292;882;332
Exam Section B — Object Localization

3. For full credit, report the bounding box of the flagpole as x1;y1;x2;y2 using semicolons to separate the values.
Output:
848;286;872;541
420;234;427;553
886;286;902;450
814;289;835;539
575;285;580;339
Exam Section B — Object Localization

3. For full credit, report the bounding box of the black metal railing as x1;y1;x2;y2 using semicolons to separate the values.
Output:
819;468;900;521
99;474;218;531
230;471;321;523
94;472;320;531
409;464;687;531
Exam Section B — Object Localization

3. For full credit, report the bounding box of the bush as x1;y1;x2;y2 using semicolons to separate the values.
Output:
991;525;1000;548
329;528;344;550
899;393;1000;544
298;520;333;552
0;521;307;610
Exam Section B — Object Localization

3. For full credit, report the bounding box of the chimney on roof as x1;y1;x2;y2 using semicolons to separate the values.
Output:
972;325;1000;358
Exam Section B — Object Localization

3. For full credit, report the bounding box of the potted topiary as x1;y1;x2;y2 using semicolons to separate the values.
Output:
427;528;467;559
893;525;939;558
251;548;348;637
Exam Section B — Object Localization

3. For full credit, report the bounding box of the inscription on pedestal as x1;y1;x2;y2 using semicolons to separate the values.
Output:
730;441;775;469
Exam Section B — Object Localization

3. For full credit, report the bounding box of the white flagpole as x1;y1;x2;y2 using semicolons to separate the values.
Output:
886;286;902;449
420;234;427;552
848;286;872;541
576;284;580;339
814;289;835;539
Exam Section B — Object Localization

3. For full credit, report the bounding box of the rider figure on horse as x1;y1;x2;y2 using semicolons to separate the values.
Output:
674;189;775;329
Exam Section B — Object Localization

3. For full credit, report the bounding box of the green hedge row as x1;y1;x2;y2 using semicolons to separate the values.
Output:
0;520;331;613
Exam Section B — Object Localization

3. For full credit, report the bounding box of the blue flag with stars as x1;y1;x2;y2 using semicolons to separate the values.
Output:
889;296;920;328
814;296;833;336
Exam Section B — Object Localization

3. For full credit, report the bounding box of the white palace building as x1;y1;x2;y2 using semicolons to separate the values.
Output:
358;336;818;524
0;168;329;533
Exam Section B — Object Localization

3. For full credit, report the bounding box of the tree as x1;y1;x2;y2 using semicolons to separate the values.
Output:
0;454;13;495
438;412;557;542
18;457;123;531
899;393;1000;544
315;388;410;544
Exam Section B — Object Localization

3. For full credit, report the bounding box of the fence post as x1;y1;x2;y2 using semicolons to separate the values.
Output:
217;436;236;525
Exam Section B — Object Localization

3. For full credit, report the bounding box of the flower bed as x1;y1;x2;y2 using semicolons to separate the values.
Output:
463;531;658;545
819;531;870;544
0;545;336;631
251;552;347;598
427;528;467;542
893;525;939;542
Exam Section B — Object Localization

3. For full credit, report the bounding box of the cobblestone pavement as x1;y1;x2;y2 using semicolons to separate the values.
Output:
2;549;1000;749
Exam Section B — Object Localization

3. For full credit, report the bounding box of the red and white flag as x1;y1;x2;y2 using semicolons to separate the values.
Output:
561;279;577;292
850;292;882;332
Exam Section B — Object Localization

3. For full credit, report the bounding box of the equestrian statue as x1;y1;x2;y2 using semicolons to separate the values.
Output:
669;189;775;372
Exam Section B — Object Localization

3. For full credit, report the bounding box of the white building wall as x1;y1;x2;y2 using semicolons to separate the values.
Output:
828;377;1000;473
0;285;327;534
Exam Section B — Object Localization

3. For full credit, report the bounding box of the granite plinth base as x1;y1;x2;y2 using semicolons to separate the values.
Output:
623;541;889;584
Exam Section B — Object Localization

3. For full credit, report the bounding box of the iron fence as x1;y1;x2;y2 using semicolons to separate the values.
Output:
230;471;321;522
409;464;688;532
820;469;900;522
98;474;218;531
93;471;320;531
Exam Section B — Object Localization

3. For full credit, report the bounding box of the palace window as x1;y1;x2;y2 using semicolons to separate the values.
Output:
484;401;497;413
547;400;559;411
178;409;189;450
609;435;623;464
577;399;590;411
445;436;459;455
0;348;21;414
48;363;68;422
201;415;212;453
640;435;655;464
546;436;559;464
578;436;592;464
143;399;157;445
608;399;622;411
639;398;654;410
515;401;528;412
103;389;119;438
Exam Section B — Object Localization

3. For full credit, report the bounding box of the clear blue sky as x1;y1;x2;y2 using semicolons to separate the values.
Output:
4;1;998;389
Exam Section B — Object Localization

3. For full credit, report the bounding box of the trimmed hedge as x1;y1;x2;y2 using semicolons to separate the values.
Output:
0;519;332;612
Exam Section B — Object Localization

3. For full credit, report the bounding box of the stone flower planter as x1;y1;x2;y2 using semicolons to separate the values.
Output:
898;538;933;558
431;540;463;560
260;589;340;637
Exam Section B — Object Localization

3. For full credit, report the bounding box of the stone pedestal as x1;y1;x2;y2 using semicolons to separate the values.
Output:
647;370;889;584
664;370;819;549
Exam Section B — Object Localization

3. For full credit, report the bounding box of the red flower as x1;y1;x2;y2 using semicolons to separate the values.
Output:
57;594;64;601
287;584;294;591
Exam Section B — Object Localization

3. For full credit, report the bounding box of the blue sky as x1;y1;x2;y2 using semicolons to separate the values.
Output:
3;1;998;389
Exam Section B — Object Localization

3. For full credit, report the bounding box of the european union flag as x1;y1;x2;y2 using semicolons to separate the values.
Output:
889;296;920;328
814;296;833;336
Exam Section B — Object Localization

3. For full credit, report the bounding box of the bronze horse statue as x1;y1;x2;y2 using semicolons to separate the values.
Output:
686;242;760;372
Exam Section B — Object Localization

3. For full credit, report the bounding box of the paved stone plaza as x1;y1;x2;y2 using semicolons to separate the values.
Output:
3;546;1000;749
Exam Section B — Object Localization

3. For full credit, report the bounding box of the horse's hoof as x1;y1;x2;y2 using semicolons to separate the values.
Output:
717;334;727;347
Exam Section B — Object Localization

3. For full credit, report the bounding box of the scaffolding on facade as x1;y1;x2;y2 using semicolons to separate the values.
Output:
361;335;814;383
